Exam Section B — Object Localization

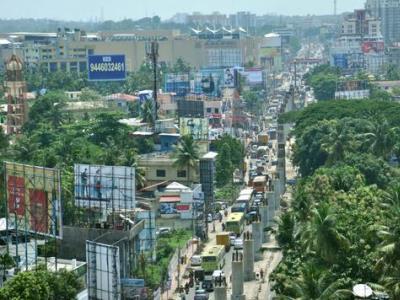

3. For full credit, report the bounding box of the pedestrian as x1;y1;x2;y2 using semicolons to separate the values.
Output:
260;269;264;279
222;223;225;231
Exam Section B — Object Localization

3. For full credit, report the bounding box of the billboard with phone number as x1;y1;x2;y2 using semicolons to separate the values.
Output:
88;55;126;81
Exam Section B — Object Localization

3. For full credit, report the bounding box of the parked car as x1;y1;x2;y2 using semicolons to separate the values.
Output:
234;238;243;250
194;289;209;300
202;280;214;292
156;227;171;236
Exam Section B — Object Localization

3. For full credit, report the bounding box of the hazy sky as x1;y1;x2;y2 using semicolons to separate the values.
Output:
1;0;366;21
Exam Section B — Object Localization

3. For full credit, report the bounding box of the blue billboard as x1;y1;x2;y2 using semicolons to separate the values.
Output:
332;54;348;69
88;55;126;81
164;74;190;96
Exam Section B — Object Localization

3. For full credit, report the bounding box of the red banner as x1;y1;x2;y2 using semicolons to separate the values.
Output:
30;189;48;233
176;204;190;211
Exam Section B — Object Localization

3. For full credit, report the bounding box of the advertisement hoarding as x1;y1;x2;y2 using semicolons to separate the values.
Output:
239;68;264;85
160;203;178;215
194;69;224;97
362;41;384;53
74;164;135;210
333;53;348;69
164;74;190;96
88;55;126;81
86;241;121;300
5;162;62;238
136;210;156;252
223;68;236;87
179;117;209;140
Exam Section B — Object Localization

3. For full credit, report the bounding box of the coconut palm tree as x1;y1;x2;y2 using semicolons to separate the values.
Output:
302;204;349;264
141;100;154;127
321;123;357;165
277;263;351;300
360;118;399;159
122;149;146;189
375;185;400;274
172;135;199;185
274;211;297;249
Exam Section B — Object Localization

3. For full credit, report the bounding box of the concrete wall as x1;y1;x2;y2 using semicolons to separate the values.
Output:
59;222;144;261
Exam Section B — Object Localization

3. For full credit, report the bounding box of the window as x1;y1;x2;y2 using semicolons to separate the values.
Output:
215;108;219;114
156;169;166;177
206;108;212;113
177;170;187;178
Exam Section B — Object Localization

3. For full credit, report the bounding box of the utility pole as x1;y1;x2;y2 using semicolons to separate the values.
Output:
145;41;159;122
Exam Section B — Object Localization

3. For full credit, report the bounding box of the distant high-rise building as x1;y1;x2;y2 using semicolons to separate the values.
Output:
366;0;400;44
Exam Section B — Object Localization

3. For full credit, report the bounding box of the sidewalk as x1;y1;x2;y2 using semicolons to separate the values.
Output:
161;240;198;300
245;234;283;300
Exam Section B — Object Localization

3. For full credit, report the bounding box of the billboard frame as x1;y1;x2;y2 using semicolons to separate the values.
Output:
4;161;62;271
74;164;135;226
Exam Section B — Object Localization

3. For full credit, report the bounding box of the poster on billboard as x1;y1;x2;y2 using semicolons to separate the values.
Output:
86;241;121;300
74;164;135;210
362;41;384;53
180;117;209;140
194;69;224;97
88;54;126;81
5;162;62;238
160;203;178;215
223;68;236;87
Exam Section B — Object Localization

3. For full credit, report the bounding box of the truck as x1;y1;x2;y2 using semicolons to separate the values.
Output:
216;232;231;251
258;133;269;146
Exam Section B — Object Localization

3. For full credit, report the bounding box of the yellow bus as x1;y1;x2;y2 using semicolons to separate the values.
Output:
201;245;225;274
226;212;245;236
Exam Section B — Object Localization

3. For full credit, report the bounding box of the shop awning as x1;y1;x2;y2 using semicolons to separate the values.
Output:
159;195;181;203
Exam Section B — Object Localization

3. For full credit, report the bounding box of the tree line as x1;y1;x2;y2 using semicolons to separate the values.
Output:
272;100;400;299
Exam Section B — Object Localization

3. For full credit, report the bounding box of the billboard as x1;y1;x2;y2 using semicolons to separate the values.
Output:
164;74;190;96
223;68;236;88
239;68;264;85
177;99;205;118
180;117;209;140
159;203;178;215
5;162;62;238
194;69;224;96
86;241;121;300
74;164;135;210
332;53;348;69
136;210;156;252
362;41;384;54
88;55;126;81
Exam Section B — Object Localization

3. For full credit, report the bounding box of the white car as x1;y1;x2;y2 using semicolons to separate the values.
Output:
190;255;202;266
234;238;243;250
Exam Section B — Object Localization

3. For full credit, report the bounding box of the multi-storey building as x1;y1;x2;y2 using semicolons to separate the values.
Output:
331;9;386;75
4;28;261;73
366;0;400;45
341;9;381;36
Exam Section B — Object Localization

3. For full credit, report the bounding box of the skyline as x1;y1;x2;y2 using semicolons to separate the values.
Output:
1;0;366;22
